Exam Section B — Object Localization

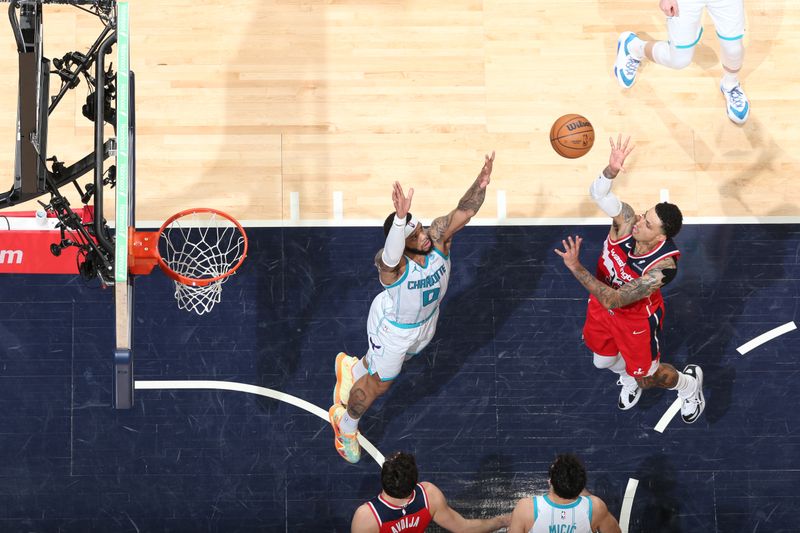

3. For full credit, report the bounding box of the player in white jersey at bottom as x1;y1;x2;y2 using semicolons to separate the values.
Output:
329;152;495;463
509;454;621;533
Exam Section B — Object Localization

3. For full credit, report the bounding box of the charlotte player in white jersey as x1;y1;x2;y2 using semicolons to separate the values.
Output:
613;0;750;124
508;454;620;533
328;152;496;463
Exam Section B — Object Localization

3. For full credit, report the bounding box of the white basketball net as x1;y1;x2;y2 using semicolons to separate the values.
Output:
160;211;246;315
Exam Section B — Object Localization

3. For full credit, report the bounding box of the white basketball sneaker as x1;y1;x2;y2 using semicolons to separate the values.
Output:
614;32;642;89
680;364;706;424
617;377;642;410
721;82;750;124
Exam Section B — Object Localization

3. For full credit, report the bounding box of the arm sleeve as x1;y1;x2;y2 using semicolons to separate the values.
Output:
381;215;407;268
589;173;622;217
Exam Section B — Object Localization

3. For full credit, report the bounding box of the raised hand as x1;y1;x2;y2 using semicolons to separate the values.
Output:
477;151;495;189
392;181;414;219
659;0;679;17
554;235;584;271
608;134;635;175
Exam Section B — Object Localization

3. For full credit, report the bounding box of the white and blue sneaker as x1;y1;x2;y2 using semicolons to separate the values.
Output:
614;31;642;89
721;82;750;124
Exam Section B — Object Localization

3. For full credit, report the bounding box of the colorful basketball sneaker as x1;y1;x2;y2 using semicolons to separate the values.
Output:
333;352;358;406
614;31;642;89
617;378;642;410
721;82;750;124
329;404;361;464
680;364;706;424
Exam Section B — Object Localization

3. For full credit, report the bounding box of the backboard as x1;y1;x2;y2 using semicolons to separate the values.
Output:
114;0;134;409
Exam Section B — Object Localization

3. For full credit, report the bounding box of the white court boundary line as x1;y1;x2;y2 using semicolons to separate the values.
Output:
619;478;639;533
135;380;385;466
129;215;800;229
737;322;797;355
655;321;798;431
654;398;682;434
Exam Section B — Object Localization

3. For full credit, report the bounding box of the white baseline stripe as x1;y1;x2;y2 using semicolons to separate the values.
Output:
496;190;507;220
619;478;639;533
660;189;669;202
333;192;344;221
128;215;800;229
135;380;385;466
737;322;797;355
289;192;300;222
654;397;682;433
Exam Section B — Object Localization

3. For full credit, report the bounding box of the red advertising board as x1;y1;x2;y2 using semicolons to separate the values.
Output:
0;207;94;274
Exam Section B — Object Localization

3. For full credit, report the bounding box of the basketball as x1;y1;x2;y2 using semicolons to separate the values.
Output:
549;114;595;159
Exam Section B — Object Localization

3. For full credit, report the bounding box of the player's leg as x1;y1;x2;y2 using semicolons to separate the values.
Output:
329;361;398;463
708;0;749;123
635;362;705;423
333;292;393;406
594;352;644;410
613;0;703;88
338;341;403;431
613;304;674;409
583;299;637;409
630;304;705;423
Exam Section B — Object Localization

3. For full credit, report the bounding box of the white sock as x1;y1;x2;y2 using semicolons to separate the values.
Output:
609;356;628;376
340;411;359;434
722;71;739;91
352;358;368;382
670;370;698;399
608;357;637;388
629;37;646;60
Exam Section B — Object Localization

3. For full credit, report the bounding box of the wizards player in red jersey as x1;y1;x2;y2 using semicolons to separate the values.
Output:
351;452;510;533
555;135;705;424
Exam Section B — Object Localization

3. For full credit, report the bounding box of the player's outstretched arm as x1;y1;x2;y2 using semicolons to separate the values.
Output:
428;151;495;250
424;482;511;533
375;181;413;285
554;236;677;310
590;135;636;240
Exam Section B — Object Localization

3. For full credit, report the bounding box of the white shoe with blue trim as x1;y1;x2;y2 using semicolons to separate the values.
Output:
721;82;750;124
614;32;642;89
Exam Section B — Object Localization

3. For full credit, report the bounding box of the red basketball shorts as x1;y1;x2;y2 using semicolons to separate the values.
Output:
582;295;664;378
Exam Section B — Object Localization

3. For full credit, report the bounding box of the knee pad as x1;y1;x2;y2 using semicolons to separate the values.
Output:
593;353;620;370
718;37;744;71
652;40;695;70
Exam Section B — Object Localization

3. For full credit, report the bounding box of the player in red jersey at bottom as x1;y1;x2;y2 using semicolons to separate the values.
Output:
555;135;705;423
351;452;511;533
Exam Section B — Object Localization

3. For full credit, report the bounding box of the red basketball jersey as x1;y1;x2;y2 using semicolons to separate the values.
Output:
366;484;432;533
594;233;680;316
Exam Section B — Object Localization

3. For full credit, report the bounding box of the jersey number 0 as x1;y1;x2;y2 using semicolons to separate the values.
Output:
422;288;440;306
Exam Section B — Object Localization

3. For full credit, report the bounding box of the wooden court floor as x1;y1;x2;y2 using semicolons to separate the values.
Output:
0;0;797;224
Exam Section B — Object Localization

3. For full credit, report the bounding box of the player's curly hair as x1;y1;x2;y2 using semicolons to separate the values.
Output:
383;213;413;237
381;451;419;498
654;202;683;239
549;454;587;500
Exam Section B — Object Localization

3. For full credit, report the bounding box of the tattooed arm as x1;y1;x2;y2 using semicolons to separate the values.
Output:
555;236;676;310
428;151;495;254
611;202;637;241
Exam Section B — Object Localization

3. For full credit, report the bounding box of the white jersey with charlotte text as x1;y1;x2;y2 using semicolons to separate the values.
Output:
380;248;450;327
